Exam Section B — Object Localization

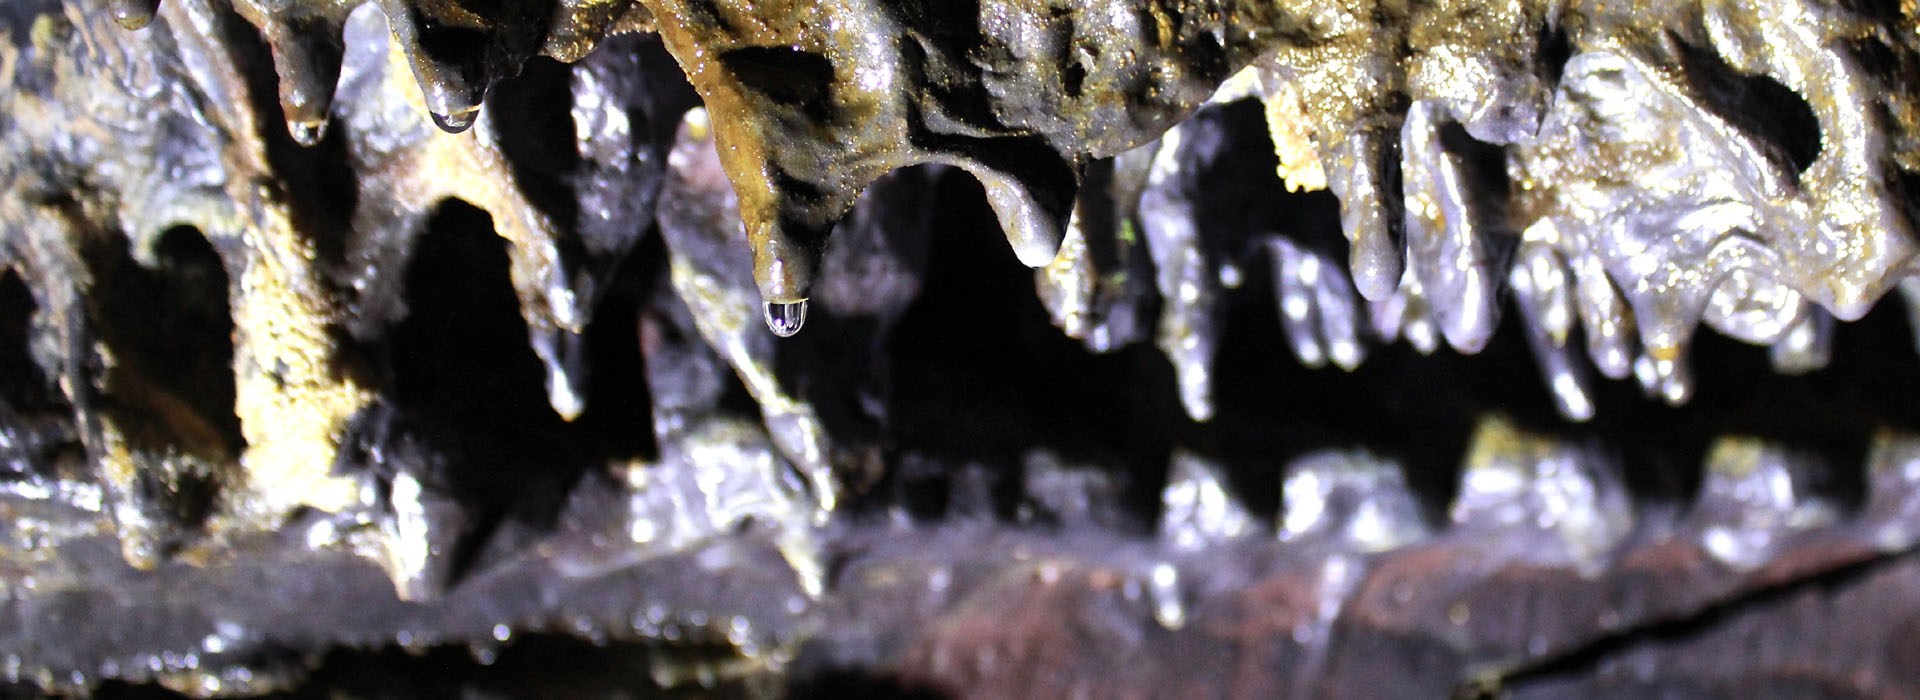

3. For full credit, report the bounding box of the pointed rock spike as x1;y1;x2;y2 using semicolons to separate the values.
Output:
1400;102;1499;353
962;142;1080;270
247;15;348;147
378;0;491;128
1327;129;1404;301
1510;245;1596;422
1269;237;1329;369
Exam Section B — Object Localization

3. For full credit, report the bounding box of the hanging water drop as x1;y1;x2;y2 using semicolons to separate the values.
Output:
108;0;161;30
763;300;808;337
288;119;327;148
431;108;479;134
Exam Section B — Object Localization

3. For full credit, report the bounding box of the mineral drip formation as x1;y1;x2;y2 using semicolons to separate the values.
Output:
3;0;1920;696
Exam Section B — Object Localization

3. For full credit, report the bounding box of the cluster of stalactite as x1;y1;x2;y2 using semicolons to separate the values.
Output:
4;0;1920;696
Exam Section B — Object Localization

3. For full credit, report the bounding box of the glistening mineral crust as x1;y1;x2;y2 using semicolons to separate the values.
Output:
3;0;1920;697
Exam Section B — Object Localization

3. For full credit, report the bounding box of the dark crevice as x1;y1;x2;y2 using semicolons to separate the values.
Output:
720;45;837;119
1677;38;1823;180
1483;545;1920;697
0;269;78;480
1189;101;1286;269
63;224;240;545
487;56;583;243
885;169;1177;531
792;669;956;700
81;226;243;460
1895;165;1920;233
572;226;661;462
356;199;653;582
1062;59;1087;99
1834;0;1905;24
0;269;56;413
1536;21;1572;91
153;228;244;454
94;635;748;699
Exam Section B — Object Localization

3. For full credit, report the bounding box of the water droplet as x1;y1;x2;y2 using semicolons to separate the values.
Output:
491;623;511;642
109;0;160;30
111;13;152;30
288;119;327;147
763;300;808;337
1218;262;1244;289
431;108;479;134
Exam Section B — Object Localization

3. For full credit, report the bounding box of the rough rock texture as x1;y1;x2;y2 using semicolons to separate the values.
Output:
4;0;1920;697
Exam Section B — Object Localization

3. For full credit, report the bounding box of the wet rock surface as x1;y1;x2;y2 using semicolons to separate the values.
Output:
3;0;1920;697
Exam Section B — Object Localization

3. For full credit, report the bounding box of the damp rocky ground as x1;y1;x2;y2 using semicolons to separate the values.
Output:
4;0;1920;698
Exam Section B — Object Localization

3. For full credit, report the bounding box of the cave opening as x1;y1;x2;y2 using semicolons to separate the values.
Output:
80;226;244;461
1677;37;1824;181
0;268;55;415
886;169;1180;529
0;267;78;480
370;198;656;580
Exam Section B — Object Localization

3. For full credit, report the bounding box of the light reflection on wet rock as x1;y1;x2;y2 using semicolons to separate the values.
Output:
4;0;1920;696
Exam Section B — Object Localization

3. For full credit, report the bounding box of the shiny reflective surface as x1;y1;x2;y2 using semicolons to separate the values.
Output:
3;0;1920;696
